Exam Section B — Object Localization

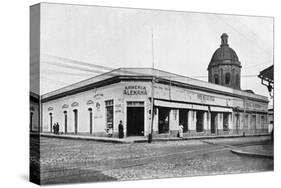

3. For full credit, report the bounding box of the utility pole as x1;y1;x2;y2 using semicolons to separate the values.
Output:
148;28;155;143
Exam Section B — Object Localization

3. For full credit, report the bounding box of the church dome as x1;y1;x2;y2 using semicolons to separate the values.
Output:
208;33;241;70
207;33;242;90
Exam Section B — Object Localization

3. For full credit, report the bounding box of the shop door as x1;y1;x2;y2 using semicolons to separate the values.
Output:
211;112;217;134
73;109;78;134
196;111;204;132
158;107;170;134
235;114;240;134
127;102;144;136
179;109;188;132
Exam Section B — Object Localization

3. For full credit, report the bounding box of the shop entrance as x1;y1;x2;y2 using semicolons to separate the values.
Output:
179;109;188;132
196;111;204;132
211;112;218;134
235;114;240;134
158;107;170;134
127;102;144;136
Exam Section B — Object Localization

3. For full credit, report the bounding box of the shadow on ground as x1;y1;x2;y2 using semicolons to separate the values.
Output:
41;168;117;185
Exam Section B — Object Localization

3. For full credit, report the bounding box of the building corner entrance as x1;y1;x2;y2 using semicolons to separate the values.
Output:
126;101;145;136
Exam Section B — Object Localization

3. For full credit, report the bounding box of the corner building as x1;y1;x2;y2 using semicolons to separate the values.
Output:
41;34;269;138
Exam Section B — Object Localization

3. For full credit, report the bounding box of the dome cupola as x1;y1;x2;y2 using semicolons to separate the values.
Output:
207;33;242;90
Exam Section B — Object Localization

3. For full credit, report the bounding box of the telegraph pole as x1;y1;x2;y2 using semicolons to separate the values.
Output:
148;28;155;143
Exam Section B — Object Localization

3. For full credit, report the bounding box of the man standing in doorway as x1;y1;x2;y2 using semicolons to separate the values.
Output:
118;120;124;138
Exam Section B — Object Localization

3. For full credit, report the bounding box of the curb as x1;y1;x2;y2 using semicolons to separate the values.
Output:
34;132;271;144
231;149;273;159
39;134;133;144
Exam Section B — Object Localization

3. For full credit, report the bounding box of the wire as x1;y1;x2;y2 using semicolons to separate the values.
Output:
213;15;272;57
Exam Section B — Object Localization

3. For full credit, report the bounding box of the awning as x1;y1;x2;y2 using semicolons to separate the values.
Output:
154;100;208;111
210;106;232;112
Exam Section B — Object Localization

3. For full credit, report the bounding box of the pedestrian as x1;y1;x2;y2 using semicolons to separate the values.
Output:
53;124;56;134
118;120;124;138
178;122;184;138
56;122;60;134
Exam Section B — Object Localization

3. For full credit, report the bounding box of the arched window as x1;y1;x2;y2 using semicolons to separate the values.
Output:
225;73;230;85
214;74;219;84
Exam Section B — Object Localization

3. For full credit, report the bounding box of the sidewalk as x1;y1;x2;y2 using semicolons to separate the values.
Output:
33;132;270;144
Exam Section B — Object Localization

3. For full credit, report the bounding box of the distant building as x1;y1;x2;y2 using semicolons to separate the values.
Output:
258;65;274;133
30;92;40;132
258;65;274;97
40;34;269;138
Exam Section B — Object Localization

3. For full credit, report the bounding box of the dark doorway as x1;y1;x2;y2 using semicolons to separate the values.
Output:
196;111;204;132
179;109;188;132
89;108;93;134
127;107;144;136
235;114;240;134
64;111;67;133
211;112;218;134
49;113;52;133
158;107;170;134
251;115;256;131
73;109;78;134
30;112;33;132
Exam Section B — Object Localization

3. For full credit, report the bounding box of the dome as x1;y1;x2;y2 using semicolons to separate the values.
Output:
208;33;241;70
211;46;239;62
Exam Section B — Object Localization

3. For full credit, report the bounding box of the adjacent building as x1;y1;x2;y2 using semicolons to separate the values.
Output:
40;34;269;138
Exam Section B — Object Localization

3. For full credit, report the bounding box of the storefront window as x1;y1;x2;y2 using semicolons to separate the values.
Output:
105;100;114;129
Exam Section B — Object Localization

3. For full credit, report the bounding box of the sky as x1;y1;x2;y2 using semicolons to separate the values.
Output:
30;3;274;103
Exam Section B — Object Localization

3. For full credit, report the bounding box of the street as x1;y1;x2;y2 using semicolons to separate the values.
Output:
31;136;273;185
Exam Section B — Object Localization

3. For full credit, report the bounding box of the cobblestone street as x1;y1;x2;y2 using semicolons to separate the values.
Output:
32;136;273;185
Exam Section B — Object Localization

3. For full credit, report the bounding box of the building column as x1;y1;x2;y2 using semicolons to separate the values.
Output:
228;113;233;130
218;113;223;134
169;109;179;135
152;107;159;134
188;110;196;133
203;112;208;132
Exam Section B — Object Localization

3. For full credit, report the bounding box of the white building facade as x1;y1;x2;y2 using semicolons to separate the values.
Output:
41;68;269;138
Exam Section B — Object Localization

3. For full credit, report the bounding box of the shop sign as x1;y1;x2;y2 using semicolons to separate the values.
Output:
115;104;122;113
124;85;147;95
197;93;215;102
